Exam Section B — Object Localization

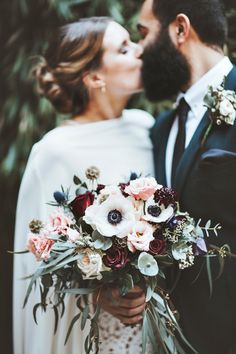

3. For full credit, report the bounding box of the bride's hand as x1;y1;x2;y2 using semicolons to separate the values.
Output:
93;286;146;325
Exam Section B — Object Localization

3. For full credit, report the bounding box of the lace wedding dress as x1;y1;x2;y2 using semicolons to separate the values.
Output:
98;310;154;354
13;109;156;354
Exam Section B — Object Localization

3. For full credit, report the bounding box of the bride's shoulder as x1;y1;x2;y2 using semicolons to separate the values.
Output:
28;126;74;161
123;109;154;129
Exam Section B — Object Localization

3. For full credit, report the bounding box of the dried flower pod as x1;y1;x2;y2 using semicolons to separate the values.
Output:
85;166;100;180
29;219;43;234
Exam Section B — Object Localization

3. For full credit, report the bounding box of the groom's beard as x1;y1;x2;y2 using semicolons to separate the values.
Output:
142;29;191;101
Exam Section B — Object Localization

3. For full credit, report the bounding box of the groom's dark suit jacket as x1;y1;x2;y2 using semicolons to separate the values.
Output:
151;66;236;354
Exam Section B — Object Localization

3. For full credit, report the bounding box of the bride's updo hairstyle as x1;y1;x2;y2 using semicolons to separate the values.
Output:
34;17;111;114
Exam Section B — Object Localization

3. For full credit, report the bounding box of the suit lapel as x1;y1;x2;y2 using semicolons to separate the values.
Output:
173;65;236;194
154;111;175;185
225;66;236;90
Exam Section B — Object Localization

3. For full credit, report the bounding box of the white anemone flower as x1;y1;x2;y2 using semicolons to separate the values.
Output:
84;194;136;238
142;196;174;223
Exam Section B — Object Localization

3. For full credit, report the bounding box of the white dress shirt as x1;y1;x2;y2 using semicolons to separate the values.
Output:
165;56;233;187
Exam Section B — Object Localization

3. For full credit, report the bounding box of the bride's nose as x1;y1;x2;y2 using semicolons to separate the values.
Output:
132;43;143;58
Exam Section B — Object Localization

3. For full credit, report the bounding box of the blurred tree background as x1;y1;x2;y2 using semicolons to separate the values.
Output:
0;0;235;353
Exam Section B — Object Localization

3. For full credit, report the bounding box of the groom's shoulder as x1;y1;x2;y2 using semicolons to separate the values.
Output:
152;109;174;132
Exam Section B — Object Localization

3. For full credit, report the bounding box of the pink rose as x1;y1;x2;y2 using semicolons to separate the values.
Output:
49;210;72;233
124;177;161;201
127;221;154;253
27;234;54;261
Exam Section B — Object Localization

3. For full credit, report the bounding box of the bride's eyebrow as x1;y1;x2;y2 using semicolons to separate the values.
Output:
119;39;129;49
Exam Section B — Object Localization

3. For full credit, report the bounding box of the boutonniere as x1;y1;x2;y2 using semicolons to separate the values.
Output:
201;78;236;146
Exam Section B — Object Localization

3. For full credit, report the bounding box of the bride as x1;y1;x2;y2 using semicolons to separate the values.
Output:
13;17;155;354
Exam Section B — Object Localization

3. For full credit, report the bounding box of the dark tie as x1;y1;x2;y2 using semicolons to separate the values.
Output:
171;98;190;185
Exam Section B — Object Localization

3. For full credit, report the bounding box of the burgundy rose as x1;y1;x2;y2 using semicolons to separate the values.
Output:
154;187;178;207
103;246;129;270
149;238;167;255
70;192;94;219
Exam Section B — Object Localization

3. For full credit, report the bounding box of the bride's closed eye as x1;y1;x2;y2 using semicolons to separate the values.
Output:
119;40;130;55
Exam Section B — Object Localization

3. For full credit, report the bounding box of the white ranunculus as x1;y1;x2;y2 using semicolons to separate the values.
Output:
142;197;174;224
84;194;136;238
77;248;102;279
127;221;154;253
219;99;235;121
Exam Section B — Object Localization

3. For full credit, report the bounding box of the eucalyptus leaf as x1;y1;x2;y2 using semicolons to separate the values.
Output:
64;313;81;345
81;304;90;331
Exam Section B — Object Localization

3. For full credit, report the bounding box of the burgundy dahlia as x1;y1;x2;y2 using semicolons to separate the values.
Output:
103;246;129;269
149;238;167;255
70;191;94;219
154;187;177;207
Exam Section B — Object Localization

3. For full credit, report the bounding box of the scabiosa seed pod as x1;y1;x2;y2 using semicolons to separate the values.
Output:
29;219;44;234
85;166;100;180
154;187;177;208
53;191;66;204
113;236;128;248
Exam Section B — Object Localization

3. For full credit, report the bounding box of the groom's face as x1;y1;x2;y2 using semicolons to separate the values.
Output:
138;0;191;101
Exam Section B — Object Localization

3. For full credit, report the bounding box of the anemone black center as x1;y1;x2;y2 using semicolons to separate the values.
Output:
108;209;122;225
147;205;161;217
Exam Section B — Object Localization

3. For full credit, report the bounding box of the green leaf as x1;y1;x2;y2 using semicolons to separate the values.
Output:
81;304;90;331
206;255;213;298
59;287;97;295
64;313;81;345
73;175;82;185
23;267;45;308
33;303;42;325
120;273;134;296
141;310;148;354
53;305;59;335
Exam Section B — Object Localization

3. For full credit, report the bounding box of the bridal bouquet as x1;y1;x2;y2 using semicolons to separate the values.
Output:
23;167;221;354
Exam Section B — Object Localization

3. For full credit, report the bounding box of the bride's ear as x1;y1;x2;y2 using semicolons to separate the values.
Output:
83;72;106;92
169;14;190;46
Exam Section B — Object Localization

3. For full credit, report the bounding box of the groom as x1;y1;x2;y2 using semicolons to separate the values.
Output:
139;0;236;353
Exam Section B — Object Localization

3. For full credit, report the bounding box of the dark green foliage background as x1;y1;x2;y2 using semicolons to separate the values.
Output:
0;1;235;353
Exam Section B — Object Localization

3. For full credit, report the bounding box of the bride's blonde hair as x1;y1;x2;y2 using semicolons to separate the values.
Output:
33;17;111;114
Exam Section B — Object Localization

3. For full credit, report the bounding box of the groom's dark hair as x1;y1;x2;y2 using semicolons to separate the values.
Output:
152;0;228;48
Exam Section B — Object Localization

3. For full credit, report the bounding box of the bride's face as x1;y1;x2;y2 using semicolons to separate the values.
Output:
99;22;143;95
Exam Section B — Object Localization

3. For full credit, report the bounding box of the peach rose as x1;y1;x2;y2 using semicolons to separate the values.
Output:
124;177;161;201
27;233;54;261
